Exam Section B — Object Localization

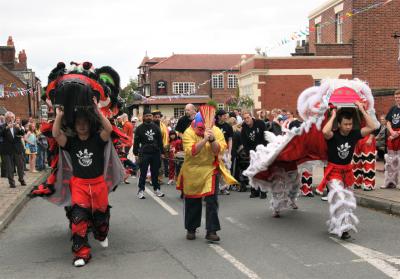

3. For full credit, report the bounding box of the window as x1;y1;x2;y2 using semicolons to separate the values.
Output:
228;74;238;89
217;103;225;110
212;74;224;89
172;82;196;95
314;79;321;86
336;12;343;43
174;107;185;119
316;24;322;44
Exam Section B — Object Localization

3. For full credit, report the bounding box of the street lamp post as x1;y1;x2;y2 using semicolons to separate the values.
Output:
22;71;32;117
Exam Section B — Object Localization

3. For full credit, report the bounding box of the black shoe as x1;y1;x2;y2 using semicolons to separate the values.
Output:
205;232;220;242
249;188;260;198
186;230;196;240
305;192;314;197
260;192;267;199
20;181;27;186
10;185;16;188
341;231;351;240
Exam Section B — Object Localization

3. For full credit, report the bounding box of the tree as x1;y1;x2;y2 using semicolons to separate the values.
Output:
120;78;139;103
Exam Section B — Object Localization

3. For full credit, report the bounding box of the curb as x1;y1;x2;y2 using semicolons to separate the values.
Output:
355;193;400;217
0;170;50;232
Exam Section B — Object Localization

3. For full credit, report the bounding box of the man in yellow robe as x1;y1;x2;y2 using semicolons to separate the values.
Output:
177;112;237;241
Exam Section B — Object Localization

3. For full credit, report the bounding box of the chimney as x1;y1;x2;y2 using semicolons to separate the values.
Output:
18;49;27;69
7;36;14;47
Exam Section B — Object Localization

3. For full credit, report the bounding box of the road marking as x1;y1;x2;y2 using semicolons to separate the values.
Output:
225;217;250;231
209;244;261;279
145;187;179;216
331;237;400;278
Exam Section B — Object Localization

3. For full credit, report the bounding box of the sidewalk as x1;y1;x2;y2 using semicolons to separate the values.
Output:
313;161;400;216
0;169;49;232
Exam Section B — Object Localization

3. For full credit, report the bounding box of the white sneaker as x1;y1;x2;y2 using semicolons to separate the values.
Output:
167;179;174;185
155;189;165;197
99;237;108;248
321;196;328;201
137;190;146;199
74;258;86;267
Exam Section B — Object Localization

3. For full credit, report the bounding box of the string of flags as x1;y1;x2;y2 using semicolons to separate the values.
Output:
265;0;394;52
189;0;394;96
191;0;394;96
0;84;35;98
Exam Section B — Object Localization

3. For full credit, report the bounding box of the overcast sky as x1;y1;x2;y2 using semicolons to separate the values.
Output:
1;0;326;86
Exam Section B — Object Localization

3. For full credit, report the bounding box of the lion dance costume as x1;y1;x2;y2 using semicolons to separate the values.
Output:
244;79;379;237
29;61;127;265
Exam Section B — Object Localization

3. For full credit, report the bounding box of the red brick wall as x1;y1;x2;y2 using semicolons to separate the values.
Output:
315;44;353;56
150;69;211;96
0;66;29;118
374;94;395;118
309;0;353;54
258;75;315;113
150;69;238;104
352;0;400;89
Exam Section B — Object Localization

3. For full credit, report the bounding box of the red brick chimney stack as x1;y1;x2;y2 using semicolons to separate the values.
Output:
7;36;14;47
18;49;27;69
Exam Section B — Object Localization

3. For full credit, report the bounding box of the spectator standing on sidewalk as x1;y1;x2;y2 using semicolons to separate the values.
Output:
375;115;387;161
382;89;400;189
1;111;26;188
36;123;48;171
25;123;38;173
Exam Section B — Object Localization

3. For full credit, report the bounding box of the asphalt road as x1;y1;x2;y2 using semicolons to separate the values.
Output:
1;177;400;279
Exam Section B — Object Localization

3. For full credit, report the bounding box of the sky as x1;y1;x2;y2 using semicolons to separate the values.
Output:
1;0;327;87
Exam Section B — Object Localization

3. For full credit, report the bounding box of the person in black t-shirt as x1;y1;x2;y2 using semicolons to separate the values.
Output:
175;104;197;137
133;107;164;199
318;101;376;240
382;89;400;189
215;109;234;195
241;111;268;199
52;97;113;267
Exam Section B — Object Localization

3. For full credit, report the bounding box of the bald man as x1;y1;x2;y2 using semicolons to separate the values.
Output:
175;104;197;137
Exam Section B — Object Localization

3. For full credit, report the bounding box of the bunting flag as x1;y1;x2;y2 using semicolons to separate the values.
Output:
0;84;37;99
264;0;393;53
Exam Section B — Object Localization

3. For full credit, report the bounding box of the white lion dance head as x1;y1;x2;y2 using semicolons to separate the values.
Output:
244;78;380;181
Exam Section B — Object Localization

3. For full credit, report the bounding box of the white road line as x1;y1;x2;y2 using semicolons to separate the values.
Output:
209;244;261;279
225;217;250;231
331;237;400;279
145;187;179;216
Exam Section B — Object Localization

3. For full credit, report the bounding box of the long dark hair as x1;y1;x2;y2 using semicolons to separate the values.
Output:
73;108;101;136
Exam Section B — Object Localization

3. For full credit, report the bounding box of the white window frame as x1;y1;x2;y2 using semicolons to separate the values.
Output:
172;82;196;95
336;12;343;44
316;24;322;44
228;74;238;89
212;74;224;89
174;107;185;119
217;103;225;110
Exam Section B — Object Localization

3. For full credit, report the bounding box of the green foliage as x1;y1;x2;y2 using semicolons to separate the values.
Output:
120;78;139;103
207;99;218;109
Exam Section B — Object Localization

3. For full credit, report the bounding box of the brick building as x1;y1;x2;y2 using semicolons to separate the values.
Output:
135;54;250;118
239;55;352;111
308;0;400;116
0;36;41;119
240;0;399;117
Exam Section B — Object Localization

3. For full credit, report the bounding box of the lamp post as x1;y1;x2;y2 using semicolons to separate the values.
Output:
22;71;32;117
